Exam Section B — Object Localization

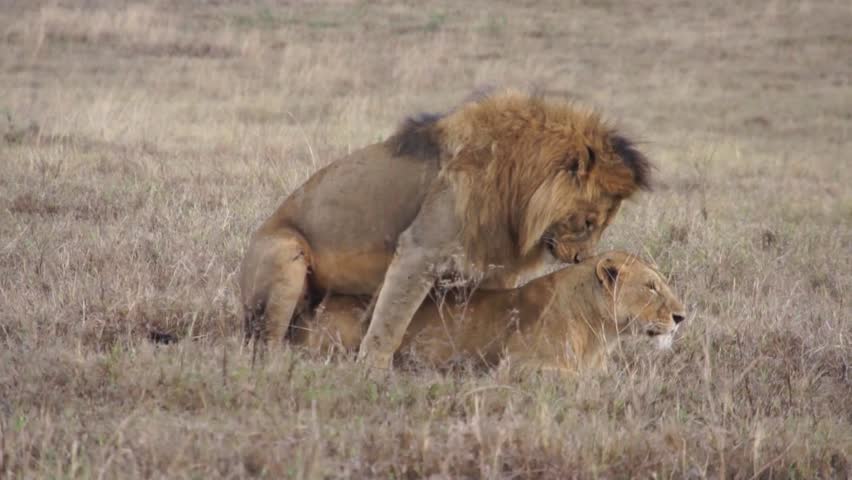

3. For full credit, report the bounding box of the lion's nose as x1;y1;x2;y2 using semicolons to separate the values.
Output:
672;313;685;324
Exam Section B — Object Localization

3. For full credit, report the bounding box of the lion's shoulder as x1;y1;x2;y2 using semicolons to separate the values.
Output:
386;112;444;159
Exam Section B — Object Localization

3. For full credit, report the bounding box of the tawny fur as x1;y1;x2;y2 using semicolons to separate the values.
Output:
433;90;651;266
239;89;653;369
293;251;687;374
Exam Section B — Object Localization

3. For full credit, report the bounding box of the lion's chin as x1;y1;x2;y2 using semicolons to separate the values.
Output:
653;332;674;350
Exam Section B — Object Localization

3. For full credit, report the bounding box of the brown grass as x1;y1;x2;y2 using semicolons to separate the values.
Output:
1;0;850;478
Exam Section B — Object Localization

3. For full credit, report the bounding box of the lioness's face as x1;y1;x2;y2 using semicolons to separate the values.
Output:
543;195;622;264
597;254;686;349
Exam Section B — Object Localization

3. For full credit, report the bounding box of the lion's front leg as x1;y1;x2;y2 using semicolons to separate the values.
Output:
357;185;460;372
478;247;574;291
356;232;440;371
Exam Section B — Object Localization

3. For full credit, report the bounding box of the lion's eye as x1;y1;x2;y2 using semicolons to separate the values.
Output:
647;282;658;293
586;146;597;166
566;161;579;177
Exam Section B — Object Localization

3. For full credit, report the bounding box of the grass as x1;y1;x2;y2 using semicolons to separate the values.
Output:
0;0;850;478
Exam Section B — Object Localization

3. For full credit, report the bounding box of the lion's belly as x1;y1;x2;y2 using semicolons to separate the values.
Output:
310;248;393;295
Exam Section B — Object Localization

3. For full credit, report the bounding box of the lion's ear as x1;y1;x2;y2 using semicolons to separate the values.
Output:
563;147;593;181
595;258;620;290
607;133;652;194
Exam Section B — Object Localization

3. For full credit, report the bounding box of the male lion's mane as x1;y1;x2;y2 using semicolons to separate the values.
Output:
387;90;652;268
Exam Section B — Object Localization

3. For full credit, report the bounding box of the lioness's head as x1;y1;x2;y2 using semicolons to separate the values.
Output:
416;90;652;269
594;251;686;349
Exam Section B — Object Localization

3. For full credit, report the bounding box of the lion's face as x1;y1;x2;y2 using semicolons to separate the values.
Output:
543;195;622;263
519;126;649;268
595;252;686;349
441;91;651;275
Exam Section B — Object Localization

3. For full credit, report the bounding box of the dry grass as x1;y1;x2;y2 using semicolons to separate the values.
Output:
1;0;850;478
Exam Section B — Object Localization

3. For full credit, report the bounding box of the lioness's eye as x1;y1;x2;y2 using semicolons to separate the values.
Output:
646;282;658;293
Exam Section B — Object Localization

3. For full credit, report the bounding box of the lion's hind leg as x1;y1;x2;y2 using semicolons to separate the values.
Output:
240;229;312;353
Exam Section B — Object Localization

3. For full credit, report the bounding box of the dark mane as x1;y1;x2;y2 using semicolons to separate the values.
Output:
387;112;443;159
611;133;653;191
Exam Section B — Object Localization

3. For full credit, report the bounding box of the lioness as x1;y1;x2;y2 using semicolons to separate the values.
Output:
293;251;687;373
240;90;652;370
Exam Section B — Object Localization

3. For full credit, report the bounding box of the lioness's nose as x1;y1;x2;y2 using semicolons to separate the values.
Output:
672;313;685;324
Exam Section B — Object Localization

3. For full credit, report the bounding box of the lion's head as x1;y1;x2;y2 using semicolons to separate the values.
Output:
391;90;652;270
592;251;686;349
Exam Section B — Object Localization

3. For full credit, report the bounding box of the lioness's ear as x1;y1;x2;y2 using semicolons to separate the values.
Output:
595;258;620;290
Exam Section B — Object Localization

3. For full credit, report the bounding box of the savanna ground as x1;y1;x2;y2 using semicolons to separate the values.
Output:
0;0;850;478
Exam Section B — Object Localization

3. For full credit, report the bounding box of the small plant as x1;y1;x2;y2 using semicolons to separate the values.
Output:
1;109;39;145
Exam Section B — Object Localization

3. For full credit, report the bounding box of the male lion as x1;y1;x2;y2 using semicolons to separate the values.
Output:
239;90;652;370
293;251;687;374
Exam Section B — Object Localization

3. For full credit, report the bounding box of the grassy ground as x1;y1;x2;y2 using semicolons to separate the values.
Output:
1;1;850;478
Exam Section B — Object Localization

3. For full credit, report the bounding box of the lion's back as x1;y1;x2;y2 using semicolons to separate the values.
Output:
264;141;440;294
